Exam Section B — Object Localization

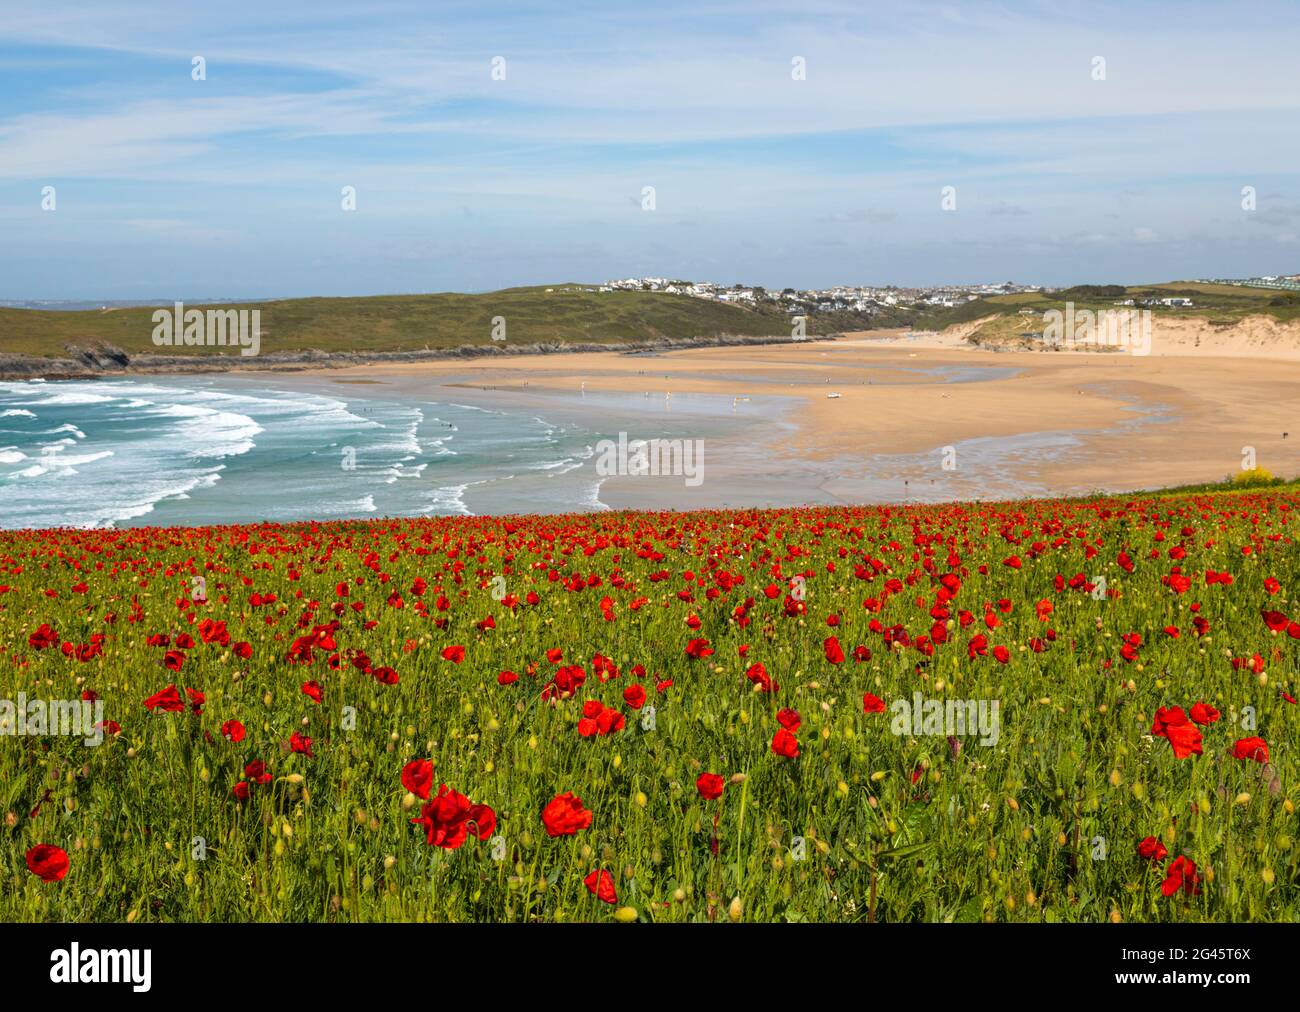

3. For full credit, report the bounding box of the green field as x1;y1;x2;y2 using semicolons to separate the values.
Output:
3;482;1299;922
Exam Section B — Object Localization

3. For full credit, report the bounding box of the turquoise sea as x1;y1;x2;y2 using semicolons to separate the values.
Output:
0;374;782;528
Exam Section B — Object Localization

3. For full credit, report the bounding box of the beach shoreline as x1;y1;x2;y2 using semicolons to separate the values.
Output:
5;330;1298;525
294;333;1300;501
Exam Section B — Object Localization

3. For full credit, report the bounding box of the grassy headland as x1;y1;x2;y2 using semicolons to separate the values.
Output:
0;285;804;360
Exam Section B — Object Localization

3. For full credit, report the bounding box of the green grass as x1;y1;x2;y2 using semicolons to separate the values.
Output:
2;483;1299;922
0;285;798;359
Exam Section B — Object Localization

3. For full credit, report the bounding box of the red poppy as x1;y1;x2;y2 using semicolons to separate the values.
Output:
541;792;592;836
771;728;799;758
745;662;778;693
28;623;59;650
1188;701;1219;725
441;645;466;663
1161;855;1201;897
584;868;618;904
25;844;69;883
1151;706;1203;759
402;758;435;799
696;772;725;800
1232;737;1269;763
221;719;246;743
1137;836;1168;863
409;785;496;849
578;701;624;737
623;684;646;709
1262;609;1289;632
863;692;887;714
685;638;714;659
143;684;184;712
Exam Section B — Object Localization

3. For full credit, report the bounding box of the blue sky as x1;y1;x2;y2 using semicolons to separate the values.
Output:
1;0;1298;298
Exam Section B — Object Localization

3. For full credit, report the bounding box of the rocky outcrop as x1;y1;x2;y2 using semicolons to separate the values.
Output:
64;341;133;370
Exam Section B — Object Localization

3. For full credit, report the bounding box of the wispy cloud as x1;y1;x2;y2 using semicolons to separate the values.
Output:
0;0;1297;296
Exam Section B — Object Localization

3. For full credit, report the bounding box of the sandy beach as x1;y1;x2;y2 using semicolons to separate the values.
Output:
308;326;1300;508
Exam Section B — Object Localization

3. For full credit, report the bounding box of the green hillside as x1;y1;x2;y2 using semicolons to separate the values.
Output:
0;285;799;359
917;281;1300;335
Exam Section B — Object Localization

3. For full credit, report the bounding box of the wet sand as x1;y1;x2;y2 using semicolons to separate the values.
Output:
302;334;1300;508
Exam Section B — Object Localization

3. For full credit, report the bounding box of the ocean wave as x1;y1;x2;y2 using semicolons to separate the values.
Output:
160;406;264;460
582;479;611;511
46;450;114;467
0;409;36;418
41;423;86;439
25;390;116;406
9;448;115;479
529;456;579;472
425;483;474;516
79;467;226;528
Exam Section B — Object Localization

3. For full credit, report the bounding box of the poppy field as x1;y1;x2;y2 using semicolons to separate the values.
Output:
2;488;1299;923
